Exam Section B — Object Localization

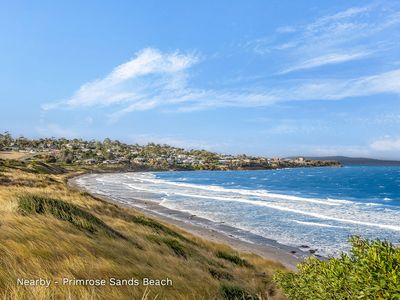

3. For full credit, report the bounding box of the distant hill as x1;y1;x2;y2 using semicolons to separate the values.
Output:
302;156;400;166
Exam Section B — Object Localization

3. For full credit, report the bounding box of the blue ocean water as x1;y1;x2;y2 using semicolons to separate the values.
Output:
76;166;400;256
156;166;400;206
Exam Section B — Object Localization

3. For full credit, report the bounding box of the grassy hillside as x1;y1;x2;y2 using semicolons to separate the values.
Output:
0;159;286;300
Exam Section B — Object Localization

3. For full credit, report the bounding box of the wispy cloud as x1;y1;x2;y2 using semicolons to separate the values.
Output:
370;137;400;151
249;2;400;74
44;46;400;116
43;2;400;118
279;51;371;74
181;68;400;111
43;48;199;111
310;145;371;157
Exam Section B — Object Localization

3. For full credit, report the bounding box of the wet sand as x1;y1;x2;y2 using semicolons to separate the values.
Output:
69;176;311;271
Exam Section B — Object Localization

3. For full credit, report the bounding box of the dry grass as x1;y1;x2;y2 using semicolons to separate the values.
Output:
0;161;287;299
0;151;31;160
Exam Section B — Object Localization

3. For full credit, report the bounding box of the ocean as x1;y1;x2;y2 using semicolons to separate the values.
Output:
75;166;400;256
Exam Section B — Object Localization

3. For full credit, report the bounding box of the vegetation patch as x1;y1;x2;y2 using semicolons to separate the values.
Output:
129;214;191;242
216;251;252;268
28;161;66;174
274;236;400;300
220;284;257;300
162;238;187;258
0;174;11;185
209;268;234;281
18;194;126;239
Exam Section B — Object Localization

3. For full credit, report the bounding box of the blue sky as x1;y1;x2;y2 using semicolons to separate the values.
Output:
1;0;400;159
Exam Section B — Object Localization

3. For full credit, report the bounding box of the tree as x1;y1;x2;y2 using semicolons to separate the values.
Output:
0;131;13;150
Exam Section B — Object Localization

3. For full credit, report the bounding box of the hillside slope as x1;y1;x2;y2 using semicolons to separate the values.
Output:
0;159;286;299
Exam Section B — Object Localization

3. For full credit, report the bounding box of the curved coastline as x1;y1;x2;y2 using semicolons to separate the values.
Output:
69;172;312;271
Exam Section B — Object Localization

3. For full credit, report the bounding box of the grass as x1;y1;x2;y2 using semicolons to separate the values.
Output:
220;284;257;300
216;251;253;268
209;268;234;281
162;238;187;258
0;151;28;160
17;194;127;240
0;162;286;299
128;214;191;242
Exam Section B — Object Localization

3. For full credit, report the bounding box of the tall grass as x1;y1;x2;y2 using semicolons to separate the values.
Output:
216;250;253;268
0;164;285;299
18;194;127;239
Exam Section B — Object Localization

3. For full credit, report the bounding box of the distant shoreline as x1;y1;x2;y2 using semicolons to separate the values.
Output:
69;172;312;271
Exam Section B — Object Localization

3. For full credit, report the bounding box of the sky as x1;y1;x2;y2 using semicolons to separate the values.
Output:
1;0;400;159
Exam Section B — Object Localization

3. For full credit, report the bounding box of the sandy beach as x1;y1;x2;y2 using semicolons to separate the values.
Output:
69;175;310;271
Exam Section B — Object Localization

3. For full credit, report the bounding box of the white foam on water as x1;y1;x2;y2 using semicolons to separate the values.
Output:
292;220;346;228
173;190;400;231
126;173;343;206
74;172;400;256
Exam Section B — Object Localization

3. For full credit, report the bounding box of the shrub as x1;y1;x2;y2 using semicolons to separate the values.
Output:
209;268;234;281
163;238;186;258
220;284;257;300
18;194;125;239
274;236;400;299
216;251;252;267
130;214;190;242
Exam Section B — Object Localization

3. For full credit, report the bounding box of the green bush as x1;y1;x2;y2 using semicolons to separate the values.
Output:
216;251;252;268
274;236;400;299
18;194;126;239
162;238;187;258
129;214;190;242
209;268;234;281
219;284;257;300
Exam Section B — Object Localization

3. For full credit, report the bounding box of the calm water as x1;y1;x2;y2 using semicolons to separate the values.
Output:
76;166;400;256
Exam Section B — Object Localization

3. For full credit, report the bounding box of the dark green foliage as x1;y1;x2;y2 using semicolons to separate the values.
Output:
216;251;252;268
18;194;125;239
0;173;11;185
209;268;234;281
274;236;400;299
28;161;66;174
129;214;190;242
147;235;187;258
220;284;257;300
2;159;30;172
163;238;186;258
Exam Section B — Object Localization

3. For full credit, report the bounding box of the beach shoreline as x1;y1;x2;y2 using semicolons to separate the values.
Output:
69;173;311;271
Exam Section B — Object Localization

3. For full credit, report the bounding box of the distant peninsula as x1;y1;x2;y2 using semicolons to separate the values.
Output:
302;156;400;166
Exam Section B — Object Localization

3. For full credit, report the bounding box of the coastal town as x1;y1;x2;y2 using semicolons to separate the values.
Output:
0;132;340;170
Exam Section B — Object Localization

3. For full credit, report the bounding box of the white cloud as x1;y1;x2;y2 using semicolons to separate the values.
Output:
249;2;400;73
43;44;400;117
311;145;371;157
282;69;400;100
43;48;199;110
370;137;400;151
186;68;400;110
279;51;371;74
